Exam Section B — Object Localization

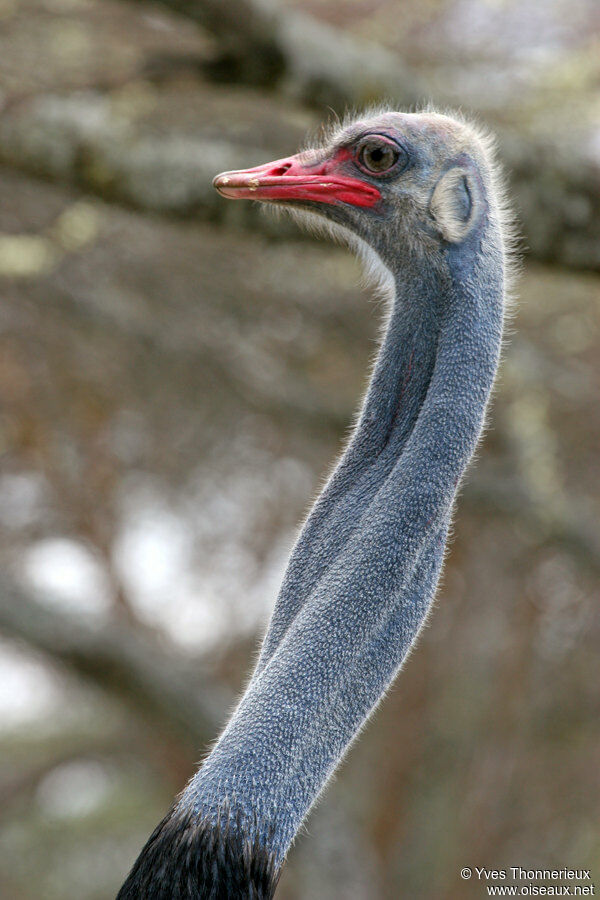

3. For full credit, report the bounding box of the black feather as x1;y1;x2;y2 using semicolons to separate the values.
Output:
117;806;281;899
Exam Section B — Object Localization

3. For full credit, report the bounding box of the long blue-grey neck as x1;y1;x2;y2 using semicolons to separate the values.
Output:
255;259;444;676
178;217;504;847
117;215;505;899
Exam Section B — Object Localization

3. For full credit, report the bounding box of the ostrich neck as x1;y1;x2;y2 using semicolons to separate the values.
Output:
255;258;444;674
354;261;444;453
179;221;505;868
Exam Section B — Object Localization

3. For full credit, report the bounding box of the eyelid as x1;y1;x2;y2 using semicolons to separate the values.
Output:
355;133;404;150
337;132;397;153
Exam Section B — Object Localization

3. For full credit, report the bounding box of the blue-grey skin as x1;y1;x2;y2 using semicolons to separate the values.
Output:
117;110;512;898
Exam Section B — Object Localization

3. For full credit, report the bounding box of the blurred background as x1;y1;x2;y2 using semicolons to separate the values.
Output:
0;0;599;897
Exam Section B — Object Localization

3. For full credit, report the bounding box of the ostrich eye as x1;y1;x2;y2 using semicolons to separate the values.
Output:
357;138;403;174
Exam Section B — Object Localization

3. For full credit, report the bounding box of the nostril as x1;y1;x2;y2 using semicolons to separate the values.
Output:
269;163;292;176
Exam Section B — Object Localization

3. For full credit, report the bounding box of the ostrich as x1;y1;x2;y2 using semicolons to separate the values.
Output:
118;108;514;899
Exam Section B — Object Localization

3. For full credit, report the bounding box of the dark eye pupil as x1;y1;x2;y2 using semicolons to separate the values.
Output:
359;141;399;173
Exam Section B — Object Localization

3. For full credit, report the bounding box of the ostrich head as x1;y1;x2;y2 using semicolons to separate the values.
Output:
214;110;505;274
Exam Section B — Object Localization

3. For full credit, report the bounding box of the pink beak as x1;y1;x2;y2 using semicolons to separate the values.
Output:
213;150;381;209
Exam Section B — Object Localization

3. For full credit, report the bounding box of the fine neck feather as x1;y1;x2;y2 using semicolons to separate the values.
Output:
256;258;445;675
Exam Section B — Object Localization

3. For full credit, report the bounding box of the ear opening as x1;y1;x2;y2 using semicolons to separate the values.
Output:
429;167;480;243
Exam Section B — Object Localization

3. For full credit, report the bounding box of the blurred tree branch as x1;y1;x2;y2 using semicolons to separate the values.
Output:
0;740;128;817
0;576;221;750
130;0;287;87
126;0;421;106
464;473;600;576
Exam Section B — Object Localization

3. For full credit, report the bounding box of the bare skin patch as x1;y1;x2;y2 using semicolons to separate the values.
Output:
430;167;480;243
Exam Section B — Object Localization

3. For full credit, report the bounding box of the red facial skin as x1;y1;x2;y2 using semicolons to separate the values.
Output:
213;147;382;208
